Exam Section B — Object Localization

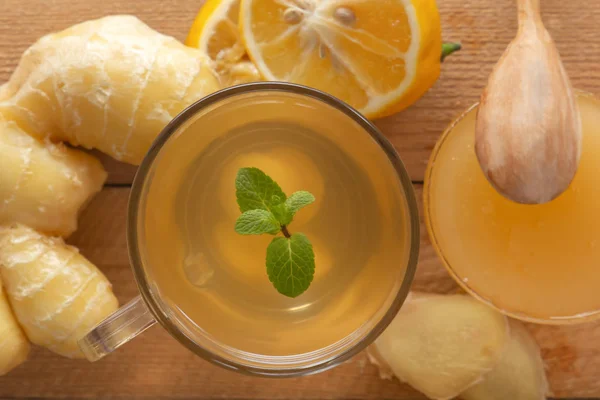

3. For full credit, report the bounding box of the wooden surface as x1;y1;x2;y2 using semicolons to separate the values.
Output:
1;0;600;398
1;187;599;400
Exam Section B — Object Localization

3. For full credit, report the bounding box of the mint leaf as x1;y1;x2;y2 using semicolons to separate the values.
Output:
236;168;286;214
235;210;280;235
271;203;293;225
285;191;315;217
234;167;317;298
266;233;315;298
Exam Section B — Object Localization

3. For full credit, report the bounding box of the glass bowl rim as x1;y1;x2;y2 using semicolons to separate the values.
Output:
423;91;600;325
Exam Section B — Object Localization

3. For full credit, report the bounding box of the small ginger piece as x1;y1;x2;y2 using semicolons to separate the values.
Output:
0;280;30;376
0;15;221;165
0;224;118;359
372;292;509;400
0;113;106;237
461;321;549;400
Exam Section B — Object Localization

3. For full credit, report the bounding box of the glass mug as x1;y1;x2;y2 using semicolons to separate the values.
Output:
79;82;419;377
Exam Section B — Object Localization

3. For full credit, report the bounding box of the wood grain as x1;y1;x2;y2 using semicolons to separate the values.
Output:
1;187;599;399
1;0;600;398
1;0;599;183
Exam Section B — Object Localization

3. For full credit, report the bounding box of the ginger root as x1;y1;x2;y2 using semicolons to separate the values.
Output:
370;292;548;400
0;14;225;368
462;321;549;400
0;224;118;359
0;113;106;237
371;292;510;400
0;280;30;376
0;15;221;165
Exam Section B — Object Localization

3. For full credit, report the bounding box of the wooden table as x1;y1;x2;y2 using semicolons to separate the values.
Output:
1;0;600;398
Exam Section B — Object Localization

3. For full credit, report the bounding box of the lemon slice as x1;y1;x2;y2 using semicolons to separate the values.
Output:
187;0;261;86
239;0;442;118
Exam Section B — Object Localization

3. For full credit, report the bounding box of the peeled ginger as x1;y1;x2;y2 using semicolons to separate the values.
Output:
0;15;221;165
0;280;30;376
371;292;510;400
371;292;549;400
0;224;118;359
0;114;107;237
462;321;549;400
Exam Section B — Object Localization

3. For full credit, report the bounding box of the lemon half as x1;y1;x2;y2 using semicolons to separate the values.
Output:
239;0;443;118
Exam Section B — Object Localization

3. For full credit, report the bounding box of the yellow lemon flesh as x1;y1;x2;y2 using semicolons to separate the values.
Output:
187;0;261;86
239;0;443;118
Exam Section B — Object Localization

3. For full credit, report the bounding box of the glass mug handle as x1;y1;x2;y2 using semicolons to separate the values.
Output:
78;296;157;361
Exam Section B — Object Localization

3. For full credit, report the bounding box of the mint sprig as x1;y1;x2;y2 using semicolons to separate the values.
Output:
234;167;316;298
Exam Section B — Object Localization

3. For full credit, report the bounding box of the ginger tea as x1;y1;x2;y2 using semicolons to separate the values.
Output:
425;93;600;323
136;87;416;357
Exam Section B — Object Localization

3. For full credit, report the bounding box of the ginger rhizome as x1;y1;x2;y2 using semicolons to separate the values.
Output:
462;320;549;400
0;280;30;376
370;292;549;400
0;14;225;373
0;15;221;165
0;113;107;237
0;224;119;359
